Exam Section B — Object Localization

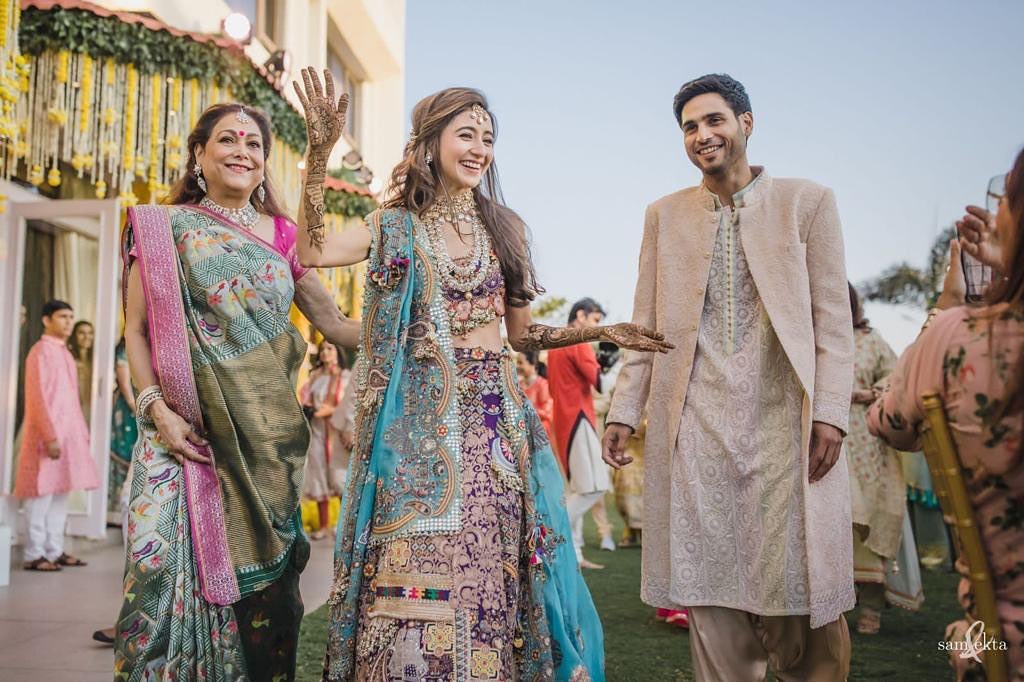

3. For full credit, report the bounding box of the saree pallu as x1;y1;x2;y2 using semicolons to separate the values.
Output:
115;205;311;680
324;208;604;681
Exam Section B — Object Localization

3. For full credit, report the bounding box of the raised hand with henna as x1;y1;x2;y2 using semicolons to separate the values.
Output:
292;68;349;252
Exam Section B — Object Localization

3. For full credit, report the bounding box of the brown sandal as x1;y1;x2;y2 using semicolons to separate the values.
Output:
23;558;61;571
856;607;881;635
55;553;87;567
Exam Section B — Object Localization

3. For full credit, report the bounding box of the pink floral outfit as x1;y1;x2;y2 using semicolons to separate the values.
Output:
867;305;1024;679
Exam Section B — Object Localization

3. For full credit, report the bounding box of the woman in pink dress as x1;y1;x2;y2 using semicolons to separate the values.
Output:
867;148;1024;680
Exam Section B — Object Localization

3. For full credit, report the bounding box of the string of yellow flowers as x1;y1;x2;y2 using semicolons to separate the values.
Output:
148;73;162;199
121;64;137;176
78;54;92;135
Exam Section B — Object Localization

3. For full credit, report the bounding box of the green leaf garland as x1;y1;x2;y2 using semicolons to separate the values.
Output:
19;6;308;152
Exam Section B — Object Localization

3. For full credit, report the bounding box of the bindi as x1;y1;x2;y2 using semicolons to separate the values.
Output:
238;130;246;136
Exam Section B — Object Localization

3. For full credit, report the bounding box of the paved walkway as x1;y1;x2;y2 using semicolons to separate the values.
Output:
0;532;337;681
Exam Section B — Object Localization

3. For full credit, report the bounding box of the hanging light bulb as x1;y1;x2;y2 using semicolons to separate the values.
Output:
222;13;253;44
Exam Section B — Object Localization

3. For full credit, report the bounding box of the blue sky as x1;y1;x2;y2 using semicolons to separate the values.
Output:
406;0;1024;322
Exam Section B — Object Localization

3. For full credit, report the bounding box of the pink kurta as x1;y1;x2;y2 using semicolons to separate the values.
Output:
14;335;98;498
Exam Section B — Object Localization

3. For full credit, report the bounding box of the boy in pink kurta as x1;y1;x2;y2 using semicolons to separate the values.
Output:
14;300;98;570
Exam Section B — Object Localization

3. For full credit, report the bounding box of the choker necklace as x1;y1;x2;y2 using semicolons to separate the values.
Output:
199;197;260;230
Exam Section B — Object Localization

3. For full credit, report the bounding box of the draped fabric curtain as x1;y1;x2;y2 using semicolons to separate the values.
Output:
53;230;99;324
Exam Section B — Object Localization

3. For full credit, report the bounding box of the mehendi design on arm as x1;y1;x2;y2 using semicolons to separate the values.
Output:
303;151;328;251
516;324;601;352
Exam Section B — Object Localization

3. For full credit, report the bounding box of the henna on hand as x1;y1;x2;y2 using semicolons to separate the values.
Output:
292;67;349;253
515;324;601;352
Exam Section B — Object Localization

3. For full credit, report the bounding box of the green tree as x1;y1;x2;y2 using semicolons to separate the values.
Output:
532;296;567;324
861;226;956;309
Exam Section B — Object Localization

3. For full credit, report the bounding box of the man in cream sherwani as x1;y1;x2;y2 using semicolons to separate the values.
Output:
603;73;855;680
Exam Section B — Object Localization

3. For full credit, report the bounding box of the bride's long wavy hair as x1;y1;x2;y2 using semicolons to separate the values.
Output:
382;88;543;306
166;103;290;219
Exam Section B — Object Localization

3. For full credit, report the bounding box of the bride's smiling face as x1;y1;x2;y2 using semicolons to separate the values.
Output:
435;109;494;193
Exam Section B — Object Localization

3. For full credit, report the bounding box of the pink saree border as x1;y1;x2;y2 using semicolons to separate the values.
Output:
127;205;241;606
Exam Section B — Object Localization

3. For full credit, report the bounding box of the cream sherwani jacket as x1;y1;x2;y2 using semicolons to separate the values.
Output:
608;170;856;628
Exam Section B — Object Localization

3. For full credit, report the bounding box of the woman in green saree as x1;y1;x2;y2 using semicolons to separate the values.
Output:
292;70;673;681
115;103;360;680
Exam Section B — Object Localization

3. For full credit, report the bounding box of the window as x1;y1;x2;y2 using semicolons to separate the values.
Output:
327;47;360;143
224;0;283;48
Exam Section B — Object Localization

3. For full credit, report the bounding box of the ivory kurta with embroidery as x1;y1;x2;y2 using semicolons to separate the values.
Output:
847;328;904;560
608;170;856;628
671;179;810;615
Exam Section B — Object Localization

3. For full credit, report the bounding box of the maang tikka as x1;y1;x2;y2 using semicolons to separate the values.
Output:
236;106;252;124
469;104;489;125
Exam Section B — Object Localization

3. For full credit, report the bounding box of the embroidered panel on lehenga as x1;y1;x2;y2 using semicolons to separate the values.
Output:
356;350;524;681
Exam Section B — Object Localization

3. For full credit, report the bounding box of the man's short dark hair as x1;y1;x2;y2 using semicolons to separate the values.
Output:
568;297;605;325
41;300;72;318
673;73;752;126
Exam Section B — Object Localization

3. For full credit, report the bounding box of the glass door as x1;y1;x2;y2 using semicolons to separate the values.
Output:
0;199;121;539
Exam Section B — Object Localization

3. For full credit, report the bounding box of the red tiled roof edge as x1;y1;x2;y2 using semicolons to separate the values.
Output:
325;176;373;197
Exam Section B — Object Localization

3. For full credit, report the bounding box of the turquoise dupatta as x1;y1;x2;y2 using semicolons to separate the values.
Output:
324;208;604;680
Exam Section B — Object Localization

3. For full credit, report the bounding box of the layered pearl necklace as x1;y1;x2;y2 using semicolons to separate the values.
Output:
200;196;260;230
422;191;497;294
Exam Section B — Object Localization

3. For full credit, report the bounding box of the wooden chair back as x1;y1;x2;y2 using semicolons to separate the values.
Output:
920;391;1008;681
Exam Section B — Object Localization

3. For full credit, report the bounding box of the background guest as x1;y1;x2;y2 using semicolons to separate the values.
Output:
67;320;94;422
300;340;349;540
107;337;137;525
868;149;1024;678
517;350;554;439
14;300;99;572
846;283;922;634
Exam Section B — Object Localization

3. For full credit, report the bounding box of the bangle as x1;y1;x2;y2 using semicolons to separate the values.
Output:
136;385;164;423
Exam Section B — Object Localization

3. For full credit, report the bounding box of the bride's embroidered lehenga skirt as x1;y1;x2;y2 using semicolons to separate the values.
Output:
356;348;525;680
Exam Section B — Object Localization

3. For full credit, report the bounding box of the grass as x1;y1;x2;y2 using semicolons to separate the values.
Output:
296;502;961;681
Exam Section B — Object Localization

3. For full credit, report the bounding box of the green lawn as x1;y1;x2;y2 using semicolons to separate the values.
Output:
296;503;961;681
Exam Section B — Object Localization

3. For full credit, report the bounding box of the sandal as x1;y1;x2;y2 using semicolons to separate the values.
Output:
856;607;881;635
92;628;116;645
56;553;87;567
23;558;61;571
665;609;690;629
